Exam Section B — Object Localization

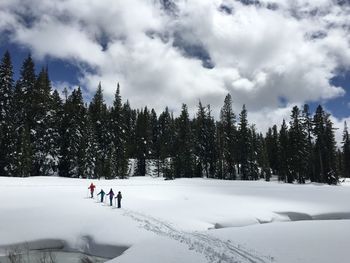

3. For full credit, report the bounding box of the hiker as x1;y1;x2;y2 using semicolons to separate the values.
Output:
97;189;106;203
88;183;96;198
106;188;115;206
115;191;122;208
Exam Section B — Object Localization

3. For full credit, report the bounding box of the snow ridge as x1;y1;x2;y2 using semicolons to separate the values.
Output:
123;209;273;263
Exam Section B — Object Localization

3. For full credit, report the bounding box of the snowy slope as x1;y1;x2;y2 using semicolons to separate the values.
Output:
0;177;349;263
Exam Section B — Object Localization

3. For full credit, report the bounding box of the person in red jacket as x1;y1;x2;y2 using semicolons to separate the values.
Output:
88;183;96;198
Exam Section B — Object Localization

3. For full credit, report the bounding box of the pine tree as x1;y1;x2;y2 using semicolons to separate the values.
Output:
12;55;36;176
278;119;289;182
49;89;64;175
13;124;32;177
174;104;193;178
59;88;87;178
313;105;326;183
135;107;151;176
256;132;270;180
342;121;350;178
288;106;308;183
248;125;260;180
79;114;97;179
336;149;343;179
31;68;59;176
219;94;237;179
0;51;14;176
194;101;207;177
158;107;174;179
265;125;279;175
238;105;250;180
123;101;137;161
193;103;217;178
110;84;128;178
149;108;159;177
19;55;37;128
206;105;217;178
302;104;314;181
88;83;110;178
324;113;337;184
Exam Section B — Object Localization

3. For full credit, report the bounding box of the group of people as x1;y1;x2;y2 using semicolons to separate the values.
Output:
88;183;123;208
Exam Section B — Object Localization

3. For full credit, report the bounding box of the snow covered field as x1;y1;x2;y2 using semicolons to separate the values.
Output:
0;176;350;263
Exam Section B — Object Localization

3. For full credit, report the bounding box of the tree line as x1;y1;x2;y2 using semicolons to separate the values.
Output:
0;51;349;183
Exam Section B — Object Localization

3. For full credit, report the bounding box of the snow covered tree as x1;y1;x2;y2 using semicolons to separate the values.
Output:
49;89;64;175
12;124;32;177
0;51;14;176
11;55;36;176
78;113;97;179
31;68;60;176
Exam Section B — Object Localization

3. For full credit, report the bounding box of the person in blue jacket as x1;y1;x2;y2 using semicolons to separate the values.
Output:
106;188;115;206
97;189;105;203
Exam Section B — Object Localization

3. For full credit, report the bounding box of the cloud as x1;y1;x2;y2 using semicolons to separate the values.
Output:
0;0;350;135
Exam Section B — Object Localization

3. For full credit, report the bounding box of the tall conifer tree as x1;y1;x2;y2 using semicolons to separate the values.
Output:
0;51;14;176
238;105;250;180
174;104;193;178
219;94;237;179
342;121;350;178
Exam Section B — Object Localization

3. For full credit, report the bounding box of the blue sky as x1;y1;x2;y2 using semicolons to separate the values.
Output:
327;73;350;118
0;43;80;86
1;0;350;140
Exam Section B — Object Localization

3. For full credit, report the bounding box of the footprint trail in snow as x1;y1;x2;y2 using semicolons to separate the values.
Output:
123;209;273;263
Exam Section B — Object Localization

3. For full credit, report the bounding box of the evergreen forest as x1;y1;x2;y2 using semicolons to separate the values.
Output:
1;51;349;184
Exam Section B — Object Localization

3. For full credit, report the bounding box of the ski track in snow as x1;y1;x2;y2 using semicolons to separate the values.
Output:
122;209;273;263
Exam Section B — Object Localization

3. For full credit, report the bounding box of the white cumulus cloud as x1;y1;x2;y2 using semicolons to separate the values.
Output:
0;0;350;135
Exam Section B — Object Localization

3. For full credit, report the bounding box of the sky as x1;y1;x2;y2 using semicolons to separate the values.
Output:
0;0;350;141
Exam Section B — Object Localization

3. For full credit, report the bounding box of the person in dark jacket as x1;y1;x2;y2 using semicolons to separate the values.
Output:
88;183;96;198
97;189;106;203
106;188;115;206
115;191;122;208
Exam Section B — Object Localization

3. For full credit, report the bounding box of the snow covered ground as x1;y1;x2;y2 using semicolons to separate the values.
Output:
0;176;349;263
